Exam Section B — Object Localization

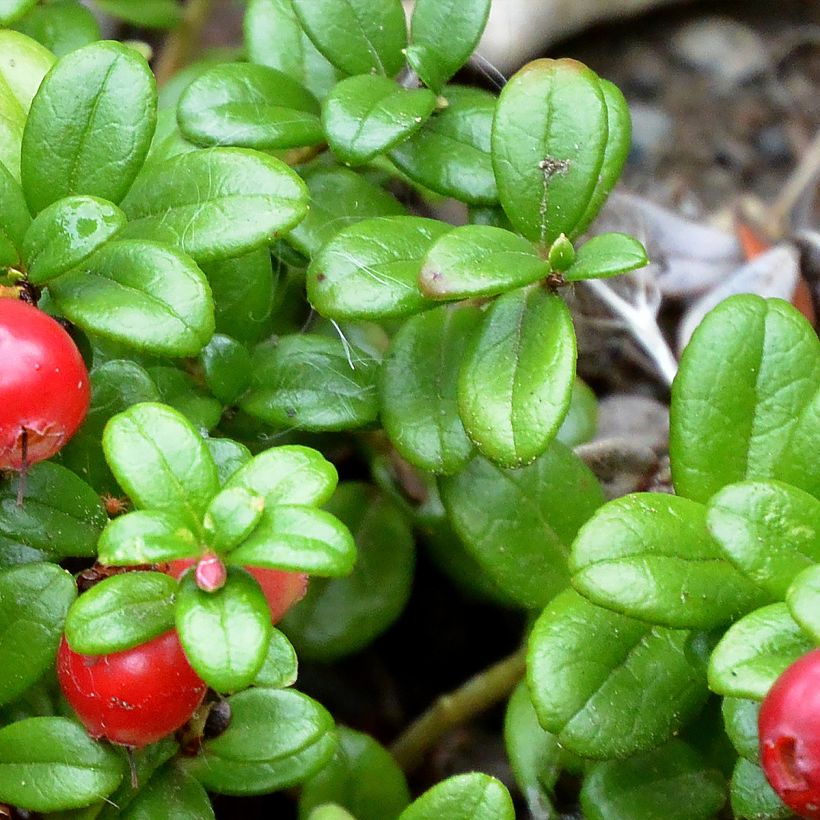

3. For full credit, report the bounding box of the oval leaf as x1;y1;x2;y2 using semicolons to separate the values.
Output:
399;773;514;820
563;231;648;282
253;627;298;689
730;757;792;820
203;486;265;553
121;764;215;820
97;510;200;566
786;565;820;643
0;162;31;266
15;1;101;58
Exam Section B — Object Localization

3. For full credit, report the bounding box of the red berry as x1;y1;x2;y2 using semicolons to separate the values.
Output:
0;299;90;470
759;649;820;818
57;630;207;748
168;559;308;623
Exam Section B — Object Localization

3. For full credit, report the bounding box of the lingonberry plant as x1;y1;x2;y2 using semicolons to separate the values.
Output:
0;0;817;818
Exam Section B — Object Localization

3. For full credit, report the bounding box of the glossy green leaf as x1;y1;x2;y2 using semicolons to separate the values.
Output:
547;233;575;272
708;602;813;699
203;487;265;553
671;295;820;503
774;384;820;500
291;0;406;77
0;162;31;267
722;697;760;762
307;216;446;320
241;335;379;430
0;717;123;811
121;764;214;820
225;445;338;507
200;334;253;405
323;75;436;166
281;483;414;661
419;225;549;300
0;462;106;565
120;148;308;263
0;30;54;181
92;0;182;27
707;480;820;599
176;568;272;692
787;564;820;642
440;444;604;608
399;773;515;820
528;589;709;758
15;1;100;57
730;758;792;820
23;195;125;284
21;41;156;213
0;0;35;25
300;727;410;820
379;305;479;474
556;378;597;446
97;510;200;565
183;688;336;794
492;59;618;245
103;403;220;533
458;286;576;467
504;682;560;820
49;239;214;356
570;493;764;628
0;563;75;705
206;438;252;486
406;0;490;93
254;628;298;689
390;85;497;205
179;62;322;150
563;232;648;281
580;740;726;820
64;571;177;655
244;0;337;100
148;366;222;432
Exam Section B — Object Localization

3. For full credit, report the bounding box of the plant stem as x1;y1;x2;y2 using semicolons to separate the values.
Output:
390;647;526;773
154;0;214;87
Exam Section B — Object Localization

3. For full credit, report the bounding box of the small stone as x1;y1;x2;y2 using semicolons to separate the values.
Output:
756;125;793;164
628;102;674;164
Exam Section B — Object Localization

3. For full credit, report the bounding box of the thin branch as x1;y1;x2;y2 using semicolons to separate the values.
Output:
153;0;214;88
767;129;820;235
390;647;526;774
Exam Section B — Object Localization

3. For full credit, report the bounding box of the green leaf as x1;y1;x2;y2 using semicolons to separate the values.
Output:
299;726;410;820
97;510;200;565
556;378;598;447
580;740;726;820
103;403;220;533
0;717;123;811
225;445;338;507
206;438;252;486
148;366;222;432
22;195;125;284
15;1;100;57
570;493;764;629
307;216;447;320
774;384;820;500
491;59;622;245
281;483;414;661
707;480;820;599
708;602;813;699
254;628;298;688
291;0;406;77
730;757;792;820
458;286;576;467
178;63;322;150
379;305;479;474
399;773;515;820
0;30;54;181
390;85;497;205
0;0;35;25
0;563;75;705
504;682;561;820
241;335;379;431
121;764;214;820
228;505;356;576
64;571;177;655
92;0;182;28
120;148;309;263
787;564;820;643
287;164;405;258
176;568;272;692
722;697;760;762
244;0;338;101
323;75;436;166
563;232;648;281
419;225;549;300
406;0;490;93
203;487;265;553
671;295;820;503
183;688;336;794
0;162;31;267
21;41;156;214
0;462;107;565
49;240;214;356
528;589;709;758
200;334;253;405
440;443;604;608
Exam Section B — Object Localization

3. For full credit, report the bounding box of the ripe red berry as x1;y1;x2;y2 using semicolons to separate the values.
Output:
759;649;820;818
168;559;308;623
0;299;90;470
57;630;207;748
